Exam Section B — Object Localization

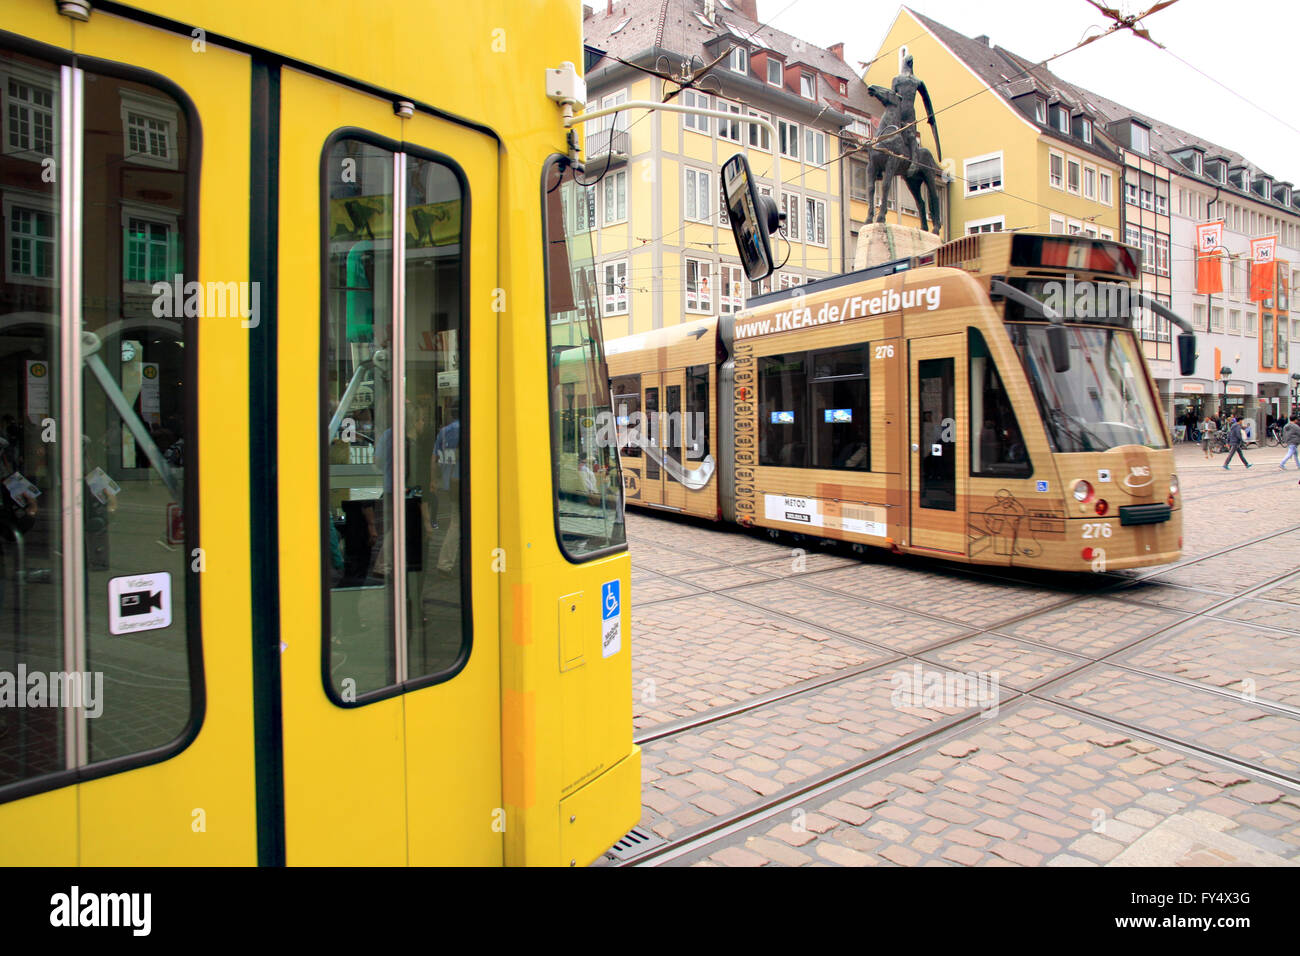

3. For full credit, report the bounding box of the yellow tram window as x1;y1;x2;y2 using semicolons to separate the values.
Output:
968;328;1032;478
0;49;199;789
323;136;467;702
543;159;625;560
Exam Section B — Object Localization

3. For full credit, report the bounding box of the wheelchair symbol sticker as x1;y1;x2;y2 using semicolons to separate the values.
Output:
601;580;621;658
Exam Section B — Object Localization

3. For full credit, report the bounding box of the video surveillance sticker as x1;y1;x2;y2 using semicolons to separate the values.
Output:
108;572;172;635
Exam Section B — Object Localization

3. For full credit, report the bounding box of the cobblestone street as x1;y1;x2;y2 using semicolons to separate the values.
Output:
616;444;1300;866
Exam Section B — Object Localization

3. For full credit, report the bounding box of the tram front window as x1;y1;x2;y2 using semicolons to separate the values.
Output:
1007;323;1166;453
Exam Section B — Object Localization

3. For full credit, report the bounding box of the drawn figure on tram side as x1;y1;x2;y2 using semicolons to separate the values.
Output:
977;489;1042;558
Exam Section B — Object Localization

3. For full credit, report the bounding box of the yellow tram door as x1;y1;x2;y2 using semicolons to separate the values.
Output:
908;334;969;555
277;69;500;864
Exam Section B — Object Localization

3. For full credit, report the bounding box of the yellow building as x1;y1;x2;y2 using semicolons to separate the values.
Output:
865;8;1121;241
583;0;928;340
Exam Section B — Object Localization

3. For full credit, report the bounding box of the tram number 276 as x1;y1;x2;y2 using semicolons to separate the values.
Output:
1081;523;1112;539
874;344;895;359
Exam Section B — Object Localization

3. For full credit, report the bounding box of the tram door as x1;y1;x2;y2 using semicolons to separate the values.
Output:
278;69;500;864
909;335;968;554
639;370;686;509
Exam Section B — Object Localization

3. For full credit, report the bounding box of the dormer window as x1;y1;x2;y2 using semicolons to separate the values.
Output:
1052;106;1068;133
767;58;783;86
729;47;748;74
1173;148;1203;175
1205;159;1226;183
1081;118;1093;144
1035;98;1046;123
800;72;815;98
1129;122;1149;155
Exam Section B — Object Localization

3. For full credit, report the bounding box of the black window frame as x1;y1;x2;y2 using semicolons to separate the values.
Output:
967;327;1033;479
758;343;870;472
317;127;473;709
0;36;205;805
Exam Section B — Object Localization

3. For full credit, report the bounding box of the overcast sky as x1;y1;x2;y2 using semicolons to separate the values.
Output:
761;0;1300;183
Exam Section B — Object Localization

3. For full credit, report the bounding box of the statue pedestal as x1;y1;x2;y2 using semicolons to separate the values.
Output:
853;222;942;271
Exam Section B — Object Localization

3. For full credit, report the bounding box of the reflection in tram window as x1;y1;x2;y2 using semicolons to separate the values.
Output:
685;364;709;460
918;358;956;510
664;383;682;482
543;158;626;560
968;328;1031;478
323;138;467;702
759;346;869;470
611;374;641;459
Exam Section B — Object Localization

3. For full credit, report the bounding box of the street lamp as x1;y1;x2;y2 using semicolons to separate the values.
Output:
1220;366;1232;418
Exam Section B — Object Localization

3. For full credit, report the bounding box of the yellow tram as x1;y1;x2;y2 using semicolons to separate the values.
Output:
608;231;1191;572
0;0;636;865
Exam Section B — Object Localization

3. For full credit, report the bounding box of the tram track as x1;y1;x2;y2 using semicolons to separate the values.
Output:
619;518;1300;866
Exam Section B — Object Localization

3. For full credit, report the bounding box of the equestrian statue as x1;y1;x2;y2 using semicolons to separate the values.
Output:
865;54;944;234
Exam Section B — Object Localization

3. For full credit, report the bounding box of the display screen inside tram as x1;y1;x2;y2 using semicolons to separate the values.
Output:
1007;323;1167;453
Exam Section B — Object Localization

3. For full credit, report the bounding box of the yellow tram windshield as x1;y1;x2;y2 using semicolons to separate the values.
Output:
1006;323;1167;453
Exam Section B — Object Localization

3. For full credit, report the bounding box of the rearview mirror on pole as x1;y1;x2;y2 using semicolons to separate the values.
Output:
722;153;781;281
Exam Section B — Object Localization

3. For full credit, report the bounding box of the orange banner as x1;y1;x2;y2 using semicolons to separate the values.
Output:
1250;235;1277;302
1195;221;1224;295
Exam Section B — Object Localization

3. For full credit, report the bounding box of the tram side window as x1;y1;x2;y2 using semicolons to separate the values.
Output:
968;328;1031;478
611;374;641;458
322;136;468;702
543;158;625;560
685;364;709;460
0;50;199;789
759;347;869;470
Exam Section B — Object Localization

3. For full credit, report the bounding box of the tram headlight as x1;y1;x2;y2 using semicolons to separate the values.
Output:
1169;474;1179;496
1072;480;1094;503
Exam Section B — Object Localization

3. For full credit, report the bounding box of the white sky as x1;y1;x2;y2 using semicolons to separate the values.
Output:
761;0;1300;184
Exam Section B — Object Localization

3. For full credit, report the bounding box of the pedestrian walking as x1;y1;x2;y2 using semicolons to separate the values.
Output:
1201;414;1216;459
1279;414;1300;470
1223;414;1251;470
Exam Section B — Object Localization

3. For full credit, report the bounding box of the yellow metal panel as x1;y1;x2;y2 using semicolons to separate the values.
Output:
67;11;259;866
558;745;641;868
0;786;77;865
277;68;408;865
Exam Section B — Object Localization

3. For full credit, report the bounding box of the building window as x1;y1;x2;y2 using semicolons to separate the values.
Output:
966;216;1004;234
684;167;712;223
4;193;56;284
1230;258;1242;295
748;109;771;151
1053;107;1068;133
1067;220;1082;235
119;88;180;170
1099;171;1112;205
800;73;815;99
1131;124;1149;155
1156;235;1169;276
1263;313;1275;366
684;257;712;313
850;159;870;201
1229;309;1241;333
1035;99;1046;123
778;119;799;160
1083;165;1096;200
122;207;178;287
717;99;742;143
3;62;57;159
1125;181;1139;206
781;191;799;240
804;197;826;246
1194;303;1207;331
1081;118;1093;144
729;47;748;74
602;169;627;225
1100;228;1114;241
965;152;1003;194
759;346;870;471
682;89;710;134
1141;231;1155;274
1049;214;1065;234
1049;151;1064;190
768;59;783;86
1155;191;1167;215
1125;224;1141;250
1211;306;1223;331
601;259;628;316
1245;309;1256;335
719;263;744;314
804;128;826;166
1066;158;1080;194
